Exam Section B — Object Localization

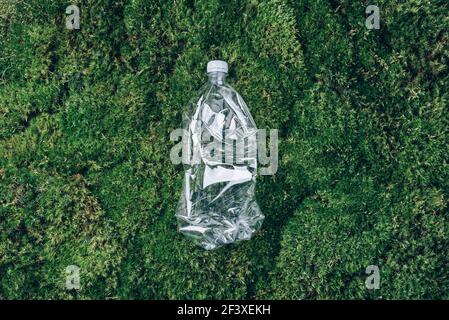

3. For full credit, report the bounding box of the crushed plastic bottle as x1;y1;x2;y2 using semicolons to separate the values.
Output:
176;60;264;250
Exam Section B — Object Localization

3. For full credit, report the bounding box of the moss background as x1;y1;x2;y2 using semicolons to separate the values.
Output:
0;0;448;299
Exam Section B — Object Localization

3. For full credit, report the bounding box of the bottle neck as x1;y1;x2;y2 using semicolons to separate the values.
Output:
208;72;227;85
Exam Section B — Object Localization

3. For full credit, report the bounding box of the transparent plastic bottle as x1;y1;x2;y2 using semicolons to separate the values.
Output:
176;60;264;250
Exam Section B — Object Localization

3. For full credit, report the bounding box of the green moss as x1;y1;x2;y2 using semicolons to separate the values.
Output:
0;0;447;299
0;166;121;299
265;177;449;299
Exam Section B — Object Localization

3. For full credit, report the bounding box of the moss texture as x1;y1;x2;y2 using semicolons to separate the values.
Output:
0;0;448;299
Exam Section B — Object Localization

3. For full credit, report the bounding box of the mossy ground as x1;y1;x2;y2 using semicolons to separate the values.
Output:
0;0;448;299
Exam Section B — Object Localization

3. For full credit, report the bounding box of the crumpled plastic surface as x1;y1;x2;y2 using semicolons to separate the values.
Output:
176;75;264;250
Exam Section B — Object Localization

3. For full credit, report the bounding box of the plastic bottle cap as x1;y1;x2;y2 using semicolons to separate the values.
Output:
207;60;228;74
